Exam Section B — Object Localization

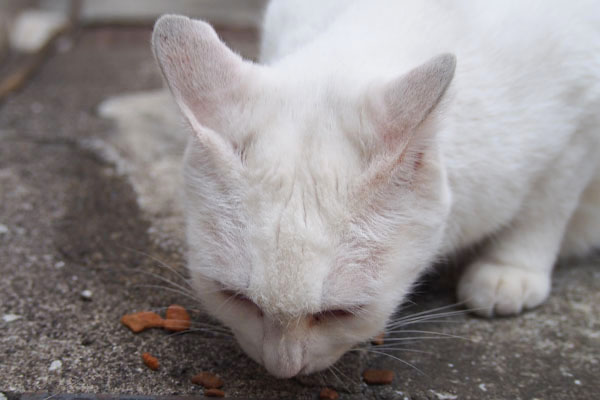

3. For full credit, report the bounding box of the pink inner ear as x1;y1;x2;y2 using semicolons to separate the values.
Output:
153;15;252;136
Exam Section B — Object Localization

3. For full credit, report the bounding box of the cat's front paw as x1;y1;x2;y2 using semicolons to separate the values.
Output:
457;261;551;317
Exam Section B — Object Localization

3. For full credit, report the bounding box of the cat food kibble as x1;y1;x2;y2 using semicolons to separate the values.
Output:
191;371;224;389
319;388;339;400
204;388;225;398
164;304;191;332
362;369;394;385
121;311;165;333
141;352;159;370
371;333;385;345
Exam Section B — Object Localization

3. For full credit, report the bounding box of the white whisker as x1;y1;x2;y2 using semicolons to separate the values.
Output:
118;245;192;289
134;284;201;302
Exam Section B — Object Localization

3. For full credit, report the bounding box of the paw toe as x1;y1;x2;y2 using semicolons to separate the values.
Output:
457;262;550;317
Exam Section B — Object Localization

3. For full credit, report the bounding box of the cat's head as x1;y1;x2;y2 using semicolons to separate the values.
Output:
152;15;455;378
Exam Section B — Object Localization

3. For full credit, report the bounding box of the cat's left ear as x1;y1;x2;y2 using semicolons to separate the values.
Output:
363;53;456;175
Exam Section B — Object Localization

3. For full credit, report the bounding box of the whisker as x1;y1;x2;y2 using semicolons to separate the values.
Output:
135;268;195;299
388;319;466;329
383;330;469;341
352;349;426;376
165;327;233;338
118;245;192;288
327;366;344;389
393;301;464;322
364;347;433;355
390;308;469;324
133;284;201;303
372;336;461;342
146;306;206;314
214;293;239;314
387;309;473;328
331;363;355;387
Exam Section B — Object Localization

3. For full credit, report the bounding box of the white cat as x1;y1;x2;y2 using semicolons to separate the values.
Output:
151;0;600;378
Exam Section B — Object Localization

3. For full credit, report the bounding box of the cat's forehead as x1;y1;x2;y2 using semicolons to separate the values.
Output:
239;160;377;318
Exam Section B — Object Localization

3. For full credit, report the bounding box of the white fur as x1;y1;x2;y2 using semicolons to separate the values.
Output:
152;0;600;378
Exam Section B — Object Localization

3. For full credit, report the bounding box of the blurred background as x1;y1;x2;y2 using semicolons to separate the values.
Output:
0;0;266;101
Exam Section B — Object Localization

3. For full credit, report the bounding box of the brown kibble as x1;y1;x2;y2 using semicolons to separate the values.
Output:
164;304;191;332
191;371;224;389
121;311;165;333
371;332;385;346
204;388;225;397
141;352;159;370
319;387;339;400
362;369;394;385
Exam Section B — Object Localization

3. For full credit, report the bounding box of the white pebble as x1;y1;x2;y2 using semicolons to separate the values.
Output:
81;289;92;300
0;391;7;400
574;380;581;385
479;383;487;392
2;314;22;322
49;360;62;371
430;389;458;400
0;224;8;234
54;261;65;269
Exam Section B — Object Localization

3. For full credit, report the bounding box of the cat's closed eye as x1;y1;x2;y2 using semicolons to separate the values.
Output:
310;308;357;324
219;286;361;324
219;289;263;316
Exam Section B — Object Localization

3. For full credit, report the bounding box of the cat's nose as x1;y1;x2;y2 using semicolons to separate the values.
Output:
261;316;305;378
262;342;304;378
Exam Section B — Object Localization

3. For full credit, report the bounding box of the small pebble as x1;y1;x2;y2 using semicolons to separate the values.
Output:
49;360;62;371
2;314;22;323
80;290;93;301
204;388;225;398
0;392;7;400
55;261;65;269
0;224;8;234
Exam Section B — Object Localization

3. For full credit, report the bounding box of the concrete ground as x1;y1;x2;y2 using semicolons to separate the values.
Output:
1;26;599;400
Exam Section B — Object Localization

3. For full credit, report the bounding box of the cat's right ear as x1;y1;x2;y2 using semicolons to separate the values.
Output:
152;15;259;146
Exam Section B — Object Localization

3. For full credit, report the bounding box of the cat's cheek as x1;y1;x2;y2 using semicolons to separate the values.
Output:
223;310;265;365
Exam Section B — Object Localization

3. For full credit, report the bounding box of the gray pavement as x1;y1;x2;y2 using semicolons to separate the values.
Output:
1;27;599;400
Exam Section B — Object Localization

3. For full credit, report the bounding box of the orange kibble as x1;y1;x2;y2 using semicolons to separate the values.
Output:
164;304;191;332
142;352;159;370
319;387;339;399
121;311;165;333
204;388;225;397
191;371;224;389
362;369;394;385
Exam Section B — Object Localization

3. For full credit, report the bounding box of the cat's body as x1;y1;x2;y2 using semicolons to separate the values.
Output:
152;0;600;378
261;0;600;254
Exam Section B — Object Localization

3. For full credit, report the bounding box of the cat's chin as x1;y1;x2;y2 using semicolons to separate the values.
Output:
298;351;349;377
